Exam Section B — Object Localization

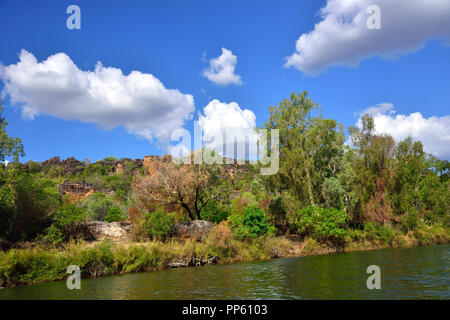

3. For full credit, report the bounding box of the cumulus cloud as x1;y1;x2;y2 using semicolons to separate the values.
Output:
0;50;195;142
285;0;450;75
356;103;450;159
198;99;257;158
203;48;242;86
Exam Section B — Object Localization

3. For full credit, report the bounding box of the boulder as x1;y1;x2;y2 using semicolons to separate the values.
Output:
172;220;214;241
85;221;131;241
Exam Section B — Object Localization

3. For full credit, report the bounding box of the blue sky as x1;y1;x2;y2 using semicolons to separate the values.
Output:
1;0;449;162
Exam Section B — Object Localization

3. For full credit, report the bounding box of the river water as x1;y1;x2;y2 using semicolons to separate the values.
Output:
0;245;448;299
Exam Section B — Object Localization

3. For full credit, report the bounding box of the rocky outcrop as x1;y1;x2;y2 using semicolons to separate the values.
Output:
42;157;85;175
172;220;214;241
95;158;143;174
85;221;131;241
143;155;172;174
58;180;95;203
41;156;144;175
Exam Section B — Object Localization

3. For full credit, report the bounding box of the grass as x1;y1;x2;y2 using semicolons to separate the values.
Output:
0;223;448;288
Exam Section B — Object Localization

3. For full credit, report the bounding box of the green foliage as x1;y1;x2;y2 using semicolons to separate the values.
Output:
294;206;347;243
0;102;24;163
200;199;229;224
264;92;346;207
47;166;64;178
41;204;86;244
104;207;126;223
363;222;395;245
400;211;419;233
321;177;345;210
418;173;448;218
80;193;116;221
228;205;275;240
114;189;128;202
23;161;42;174
0;185;14;235
0;91;447;255
136;210;176;241
103;156;118;162
82;163;110;177
5;174;60;241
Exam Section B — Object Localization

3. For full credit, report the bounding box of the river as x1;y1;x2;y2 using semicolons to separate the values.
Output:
0;245;448;299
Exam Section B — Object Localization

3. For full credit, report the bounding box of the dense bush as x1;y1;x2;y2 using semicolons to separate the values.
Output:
40;204;86;244
363;222;395;245
23;161;42;174
1;175;59;241
227;205;275;240
104;207;126;223
0;185;14;236
135;210;176;241
294;206;347;243
80;193;116;221
400;210;419;233
200;199;229;224
206;221;234;256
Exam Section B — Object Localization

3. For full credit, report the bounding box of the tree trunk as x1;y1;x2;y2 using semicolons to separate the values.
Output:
181;203;195;221
300;147;315;207
305;167;315;206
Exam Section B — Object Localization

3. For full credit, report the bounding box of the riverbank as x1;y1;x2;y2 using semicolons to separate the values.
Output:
1;221;448;289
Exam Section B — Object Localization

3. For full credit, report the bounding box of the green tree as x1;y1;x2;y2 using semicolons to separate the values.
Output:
0;102;24;163
3;174;60;240
264;92;345;207
349;114;395;225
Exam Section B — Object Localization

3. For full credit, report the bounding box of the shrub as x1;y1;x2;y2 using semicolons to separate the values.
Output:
227;205;275;240
128;206;141;226
104;207;126;223
200;199;229;224
344;228;365;243
279;192;302;231
400;210;419;233
0;186;14;236
294;206;347;243
24;161;42;174
268;196;288;232
80;193;115;221
363;222;395;245
114;189;128;202
206;221;234;256
41;204;86;244
6;175;60;241
136;210;176;241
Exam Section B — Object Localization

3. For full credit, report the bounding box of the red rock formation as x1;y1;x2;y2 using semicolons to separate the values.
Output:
58;180;95;204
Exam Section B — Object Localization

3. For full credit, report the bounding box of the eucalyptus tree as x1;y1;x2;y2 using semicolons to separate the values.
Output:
264;92;345;207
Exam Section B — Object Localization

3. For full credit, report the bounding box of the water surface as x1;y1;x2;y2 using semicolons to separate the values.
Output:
0;245;448;299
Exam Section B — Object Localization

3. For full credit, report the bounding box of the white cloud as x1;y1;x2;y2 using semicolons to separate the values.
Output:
203;48;242;86
198;99;257;158
285;0;450;75
0;50;195;142
356;103;450;159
